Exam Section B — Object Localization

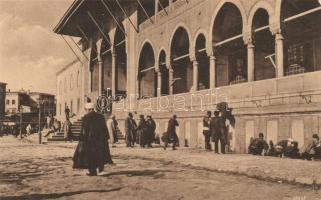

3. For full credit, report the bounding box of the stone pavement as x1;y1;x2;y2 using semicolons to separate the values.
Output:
22;134;321;187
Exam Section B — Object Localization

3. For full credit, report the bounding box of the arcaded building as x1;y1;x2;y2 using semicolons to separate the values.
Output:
54;0;321;153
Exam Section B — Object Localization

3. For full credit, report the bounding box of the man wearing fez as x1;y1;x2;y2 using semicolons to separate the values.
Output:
73;102;113;176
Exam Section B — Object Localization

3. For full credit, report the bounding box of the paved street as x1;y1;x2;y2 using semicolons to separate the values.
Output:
0;136;321;200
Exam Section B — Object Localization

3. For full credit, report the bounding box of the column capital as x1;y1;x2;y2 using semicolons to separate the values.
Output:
243;32;254;45
275;32;284;41
97;55;103;63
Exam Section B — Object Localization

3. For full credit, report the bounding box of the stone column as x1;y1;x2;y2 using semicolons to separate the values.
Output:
209;54;216;89
98;55;103;96
157;68;162;97
192;59;199;92
275;32;284;78
169;67;174;95
247;40;255;82
111;50;117;97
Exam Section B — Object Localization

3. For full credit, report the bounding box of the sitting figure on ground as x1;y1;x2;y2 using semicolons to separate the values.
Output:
272;138;298;158
300;134;320;160
248;132;269;155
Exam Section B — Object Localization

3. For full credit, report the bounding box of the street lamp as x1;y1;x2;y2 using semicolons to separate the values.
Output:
38;99;46;144
19;105;24;139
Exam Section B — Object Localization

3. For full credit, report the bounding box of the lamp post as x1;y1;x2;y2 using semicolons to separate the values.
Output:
19;105;23;139
38;99;45;144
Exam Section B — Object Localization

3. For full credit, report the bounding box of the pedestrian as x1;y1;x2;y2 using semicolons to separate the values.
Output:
64;118;73;142
210;110;227;154
125;112;137;147
26;124;32;135
203;111;212;151
146;115;156;147
111;115;119;144
247;133;269;155
136;115;148;148
72;102;113;176
65;106;70;120
106;117;115;147
46;115;51;129
163;115;179;150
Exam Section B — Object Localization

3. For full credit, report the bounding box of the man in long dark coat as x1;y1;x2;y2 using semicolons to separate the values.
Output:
210;110;227;154
125;112;137;147
73;103;113;176
146;115;156;147
136;115;148;148
163;115;179;150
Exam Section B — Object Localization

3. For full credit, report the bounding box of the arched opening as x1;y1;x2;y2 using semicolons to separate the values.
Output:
281;0;321;76
252;8;275;80
138;42;156;98
158;0;169;11
195;34;209;90
114;24;127;96
159;50;169;95
212;3;246;86
89;44;98;92
100;37;112;92
170;27;192;94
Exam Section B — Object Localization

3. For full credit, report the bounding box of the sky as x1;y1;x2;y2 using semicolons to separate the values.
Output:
0;0;76;95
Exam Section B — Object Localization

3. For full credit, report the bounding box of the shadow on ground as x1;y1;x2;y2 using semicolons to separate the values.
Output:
0;188;122;200
102;169;173;178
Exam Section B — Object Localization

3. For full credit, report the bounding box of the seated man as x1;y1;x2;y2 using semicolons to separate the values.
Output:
300;134;319;160
248;133;269;155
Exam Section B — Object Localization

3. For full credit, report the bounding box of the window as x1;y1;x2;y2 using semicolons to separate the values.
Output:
6;99;9;105
12;100;15;105
59;104;61;115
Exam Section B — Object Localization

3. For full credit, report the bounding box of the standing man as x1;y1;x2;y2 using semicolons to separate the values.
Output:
164;115;179;150
125;112;137;147
73;102;113;176
136;115;148;148
203;111;212;151
65;106;70;120
111;115;119;145
64;118;73;142
210;110;227;154
146;115;156;147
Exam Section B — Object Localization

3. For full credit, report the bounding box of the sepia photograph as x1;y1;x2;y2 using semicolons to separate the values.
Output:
0;0;321;199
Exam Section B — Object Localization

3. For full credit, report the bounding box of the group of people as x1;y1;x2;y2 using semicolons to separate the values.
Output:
248;132;321;160
202;109;235;154
124;113;156;148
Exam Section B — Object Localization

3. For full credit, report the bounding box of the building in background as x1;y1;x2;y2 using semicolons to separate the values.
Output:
0;82;7;119
54;0;321;153
29;92;56;117
5;90;31;114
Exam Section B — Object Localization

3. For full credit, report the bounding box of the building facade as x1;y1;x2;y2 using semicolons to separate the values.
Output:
0;82;7;119
56;59;83;121
55;0;321;153
5;91;31;114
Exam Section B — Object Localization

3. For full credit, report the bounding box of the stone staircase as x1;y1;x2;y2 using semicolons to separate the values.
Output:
47;119;82;142
47;117;124;142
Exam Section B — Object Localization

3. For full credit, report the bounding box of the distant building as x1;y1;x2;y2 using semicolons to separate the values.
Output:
0;82;7;118
29;92;56;117
5;91;30;114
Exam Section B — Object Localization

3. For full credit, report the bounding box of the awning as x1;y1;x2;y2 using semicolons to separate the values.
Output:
53;0;137;37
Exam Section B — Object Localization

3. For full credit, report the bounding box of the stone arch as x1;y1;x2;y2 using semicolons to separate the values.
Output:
208;0;248;49
137;39;156;68
248;1;275;32
138;41;156;98
192;28;209;58
168;23;193;60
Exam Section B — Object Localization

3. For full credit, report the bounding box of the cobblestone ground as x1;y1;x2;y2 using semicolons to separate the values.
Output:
0;135;321;200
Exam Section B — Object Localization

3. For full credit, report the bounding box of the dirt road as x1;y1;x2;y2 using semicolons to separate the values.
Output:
0;136;320;200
